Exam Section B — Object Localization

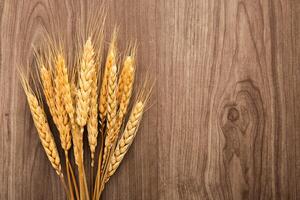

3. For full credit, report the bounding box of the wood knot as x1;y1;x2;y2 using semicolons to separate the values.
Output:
227;107;239;122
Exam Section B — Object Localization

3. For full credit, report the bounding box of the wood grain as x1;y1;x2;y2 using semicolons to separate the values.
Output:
0;0;299;199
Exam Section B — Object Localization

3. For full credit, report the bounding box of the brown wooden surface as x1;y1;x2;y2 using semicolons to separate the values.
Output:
1;0;300;199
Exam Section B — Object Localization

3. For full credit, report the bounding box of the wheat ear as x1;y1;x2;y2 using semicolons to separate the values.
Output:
21;78;62;176
102;64;117;167
106;101;144;182
114;56;135;135
99;32;117;131
76;38;95;200
76;37;95;127
87;63;99;167
39;66;59;124
58;61;75;129
69;82;81;166
63;80;81;166
117;56;134;102
55;54;78;199
54;55;71;151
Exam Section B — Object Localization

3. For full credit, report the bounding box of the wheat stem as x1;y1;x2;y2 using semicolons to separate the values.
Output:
68;161;80;200
65;154;74;200
60;174;71;200
93;133;104;200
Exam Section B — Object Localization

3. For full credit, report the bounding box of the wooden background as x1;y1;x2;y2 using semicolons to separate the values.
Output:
1;0;300;199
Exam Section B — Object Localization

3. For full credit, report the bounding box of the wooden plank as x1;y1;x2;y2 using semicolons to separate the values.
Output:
0;0;299;199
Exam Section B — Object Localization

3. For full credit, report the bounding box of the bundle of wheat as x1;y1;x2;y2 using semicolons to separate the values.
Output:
19;15;152;200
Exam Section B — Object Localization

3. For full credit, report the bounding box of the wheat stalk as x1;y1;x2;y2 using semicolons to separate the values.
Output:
67;80;82;166
59;62;76;129
105;100;144;182
20;77;62;176
87;63;99;167
54;55;71;152
22;22;152;200
76;37;95;127
99;32;117;131
102;64;117;167
54;54;79;199
75;37;96;200
114;56;135;136
117;56;134;102
39;66;59;124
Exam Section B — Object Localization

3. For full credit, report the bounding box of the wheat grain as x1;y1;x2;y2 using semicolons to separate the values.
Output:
102;64;117;166
76;37;95;127
54;55;71;151
21;77;62;176
99;32;117;131
87;63;99;166
106;101;144;182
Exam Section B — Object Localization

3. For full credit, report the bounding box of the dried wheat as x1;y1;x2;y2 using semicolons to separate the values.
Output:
87;63;99;166
76;37;95;127
117;56;134;102
39;66;59;127
69;80;82;166
99;33;117;130
21;77;62;176
102;64;117;166
54;55;71;151
106;101;144;181
59;60;76;128
114;56;135;135
73;39;95;200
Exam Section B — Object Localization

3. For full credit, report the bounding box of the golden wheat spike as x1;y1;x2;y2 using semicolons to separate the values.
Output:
87;62;99;167
60;62;75;128
99;31;117;131
106;101;144;181
66;80;82;166
54;55;71;151
114;56;135;136
20;76;62;176
117;56;134;102
76;37;95;127
102;64;117;167
39;66;59;123
106;65;118;140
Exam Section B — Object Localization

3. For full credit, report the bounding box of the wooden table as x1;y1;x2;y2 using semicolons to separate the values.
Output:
0;0;299;199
